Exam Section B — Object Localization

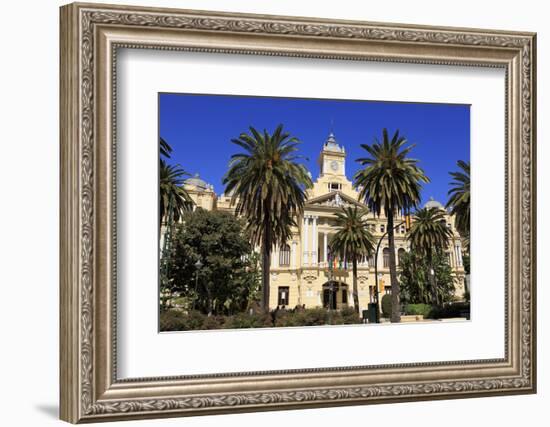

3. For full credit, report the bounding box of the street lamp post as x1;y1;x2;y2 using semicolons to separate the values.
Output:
192;259;203;310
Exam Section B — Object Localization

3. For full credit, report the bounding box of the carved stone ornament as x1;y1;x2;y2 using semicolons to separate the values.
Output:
60;3;536;423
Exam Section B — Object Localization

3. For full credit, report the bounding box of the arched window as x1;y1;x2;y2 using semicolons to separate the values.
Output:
383;248;390;268
279;244;291;266
398;248;406;265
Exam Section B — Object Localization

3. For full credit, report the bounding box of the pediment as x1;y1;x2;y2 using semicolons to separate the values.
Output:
305;191;367;209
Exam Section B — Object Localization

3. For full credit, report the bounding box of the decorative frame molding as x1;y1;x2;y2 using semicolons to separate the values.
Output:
60;2;536;423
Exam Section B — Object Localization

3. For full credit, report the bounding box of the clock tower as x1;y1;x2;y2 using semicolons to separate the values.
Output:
318;132;346;177
308;130;358;200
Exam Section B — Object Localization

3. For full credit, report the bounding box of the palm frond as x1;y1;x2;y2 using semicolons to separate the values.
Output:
445;160;470;243
159;159;193;226
353;128;429;217
160;137;172;159
329;206;375;261
407;207;453;255
222;125;313;249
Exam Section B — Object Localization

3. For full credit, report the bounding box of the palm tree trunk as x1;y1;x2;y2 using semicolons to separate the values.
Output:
352;259;360;315
261;227;272;313
387;209;401;323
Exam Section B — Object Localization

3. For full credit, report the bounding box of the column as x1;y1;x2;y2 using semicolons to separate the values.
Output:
454;245;458;266
456;244;463;267
312;216;318;266
323;232;328;264
303;216;309;265
291;241;297;268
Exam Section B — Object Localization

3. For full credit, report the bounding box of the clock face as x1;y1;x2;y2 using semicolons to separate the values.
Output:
330;160;339;172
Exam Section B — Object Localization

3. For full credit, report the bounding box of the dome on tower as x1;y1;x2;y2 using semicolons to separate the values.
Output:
323;132;345;153
185;173;211;191
423;197;445;210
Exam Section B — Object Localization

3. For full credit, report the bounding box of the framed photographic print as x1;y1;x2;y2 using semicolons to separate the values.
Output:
60;2;537;423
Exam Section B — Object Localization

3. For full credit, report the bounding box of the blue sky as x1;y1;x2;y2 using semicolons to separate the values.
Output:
159;93;470;206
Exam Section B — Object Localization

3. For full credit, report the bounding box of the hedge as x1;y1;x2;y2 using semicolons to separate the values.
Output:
404;303;433;318
427;302;470;320
160;306;362;331
159;303;471;331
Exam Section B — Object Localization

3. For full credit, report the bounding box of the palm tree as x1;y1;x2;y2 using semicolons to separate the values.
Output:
330;206;375;314
407;207;453;305
223;125;312;312
159;137;193;228
354;128;429;322
159;160;193;226
446;160;470;248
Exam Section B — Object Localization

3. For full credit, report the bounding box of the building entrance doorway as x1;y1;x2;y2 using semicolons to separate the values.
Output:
322;281;346;310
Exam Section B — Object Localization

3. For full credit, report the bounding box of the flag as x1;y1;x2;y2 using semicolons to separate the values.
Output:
405;215;411;231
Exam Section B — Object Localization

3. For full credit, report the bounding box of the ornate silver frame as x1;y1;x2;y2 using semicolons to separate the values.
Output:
59;2;536;423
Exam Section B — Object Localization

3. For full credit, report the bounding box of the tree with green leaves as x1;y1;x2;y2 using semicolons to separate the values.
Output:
167;209;260;315
329;206;375;314
446;160;470;248
406;207;453;305
223;125;312;312
354;129;429;322
159;137;194;309
399;251;456;305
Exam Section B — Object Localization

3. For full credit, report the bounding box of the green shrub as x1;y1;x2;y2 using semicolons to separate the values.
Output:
224;312;271;329
340;306;362;324
272;307;362;327
202;315;225;330
159;310;207;331
325;310;343;325
404;303;433;317
381;294;392;318
302;307;329;326
273;310;301;327
182;310;206;330
272;307;329;327
159;309;187;331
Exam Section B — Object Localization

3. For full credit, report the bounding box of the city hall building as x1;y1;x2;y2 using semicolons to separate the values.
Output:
182;132;467;312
